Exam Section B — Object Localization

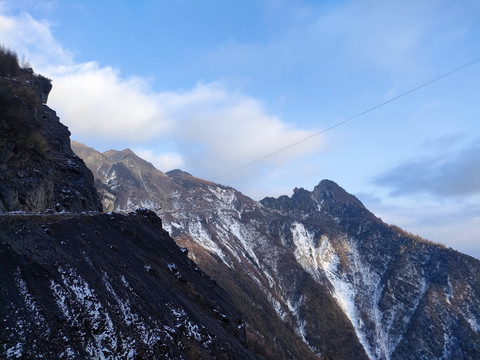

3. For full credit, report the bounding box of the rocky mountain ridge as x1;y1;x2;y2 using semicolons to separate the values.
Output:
261;180;480;359
0;50;257;359
74;143;480;360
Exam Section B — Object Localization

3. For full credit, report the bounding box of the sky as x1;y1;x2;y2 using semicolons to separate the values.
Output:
1;0;479;258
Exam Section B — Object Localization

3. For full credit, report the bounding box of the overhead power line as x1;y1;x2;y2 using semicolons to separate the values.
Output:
211;57;480;181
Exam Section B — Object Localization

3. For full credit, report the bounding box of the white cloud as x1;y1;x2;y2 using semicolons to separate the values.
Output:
158;83;322;178
49;62;170;142
50;67;323;179
0;6;324;181
133;148;184;172
0;11;71;68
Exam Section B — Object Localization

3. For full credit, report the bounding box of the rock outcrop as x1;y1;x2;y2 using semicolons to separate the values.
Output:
0;63;102;212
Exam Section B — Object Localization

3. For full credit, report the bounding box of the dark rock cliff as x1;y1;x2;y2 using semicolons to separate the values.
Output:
0;53;257;359
0;65;102;212
0;210;257;359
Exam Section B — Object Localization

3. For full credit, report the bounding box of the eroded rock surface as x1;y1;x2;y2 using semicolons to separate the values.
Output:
0;68;102;212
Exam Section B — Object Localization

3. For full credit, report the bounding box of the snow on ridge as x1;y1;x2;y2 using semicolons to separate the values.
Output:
5;341;24;359
105;170;117;184
290;222;329;283
292;224;434;360
283;291;322;357
167;304;215;347
348;241;393;360
460;284;480;333
269;294;288;320
445;276;453;305
121;197;160;213
49;268;167;357
214;211;285;303
209;187;236;209
223;215;260;266
288;222;346;355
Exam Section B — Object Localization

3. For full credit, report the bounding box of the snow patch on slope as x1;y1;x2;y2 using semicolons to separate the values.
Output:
14;268;45;326
53;266;118;358
209;187;236;209
291;222;376;358
185;217;230;266
291;221;434;360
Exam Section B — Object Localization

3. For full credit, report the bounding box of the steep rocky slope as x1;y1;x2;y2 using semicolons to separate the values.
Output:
0;51;257;359
0;210;256;359
77;144;480;360
0;61;101;212
261;182;480;359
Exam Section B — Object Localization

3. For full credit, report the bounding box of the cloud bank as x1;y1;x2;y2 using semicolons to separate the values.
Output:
0;6;323;180
374;140;480;197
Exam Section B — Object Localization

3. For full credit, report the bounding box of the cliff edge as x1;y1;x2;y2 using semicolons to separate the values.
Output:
0;48;102;212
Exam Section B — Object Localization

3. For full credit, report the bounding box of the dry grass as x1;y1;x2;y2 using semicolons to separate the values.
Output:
0;45;22;77
388;224;446;248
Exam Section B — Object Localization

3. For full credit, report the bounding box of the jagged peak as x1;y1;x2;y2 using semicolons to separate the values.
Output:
71;139;95;150
166;169;218;187
119;148;136;155
71;140;104;160
312;179;365;209
260;179;368;219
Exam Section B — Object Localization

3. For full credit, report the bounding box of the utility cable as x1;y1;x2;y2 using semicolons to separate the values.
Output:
211;57;480;181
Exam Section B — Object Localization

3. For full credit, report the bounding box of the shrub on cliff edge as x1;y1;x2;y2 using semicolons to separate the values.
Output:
0;45;22;77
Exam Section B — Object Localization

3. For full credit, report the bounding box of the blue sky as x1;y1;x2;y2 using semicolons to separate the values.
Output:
1;0;479;258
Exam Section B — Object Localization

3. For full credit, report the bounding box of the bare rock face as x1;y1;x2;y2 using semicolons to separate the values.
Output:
0;210;257;359
0;67;102;212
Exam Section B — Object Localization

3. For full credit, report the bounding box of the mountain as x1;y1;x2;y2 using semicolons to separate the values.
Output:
0;49;257;359
0;62;101;212
71;141;175;213
75;143;480;360
0;210;257;359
